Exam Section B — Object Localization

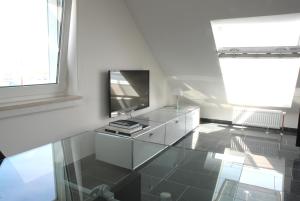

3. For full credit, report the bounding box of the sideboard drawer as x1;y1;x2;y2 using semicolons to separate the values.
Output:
135;125;165;145
165;115;186;145
186;108;200;133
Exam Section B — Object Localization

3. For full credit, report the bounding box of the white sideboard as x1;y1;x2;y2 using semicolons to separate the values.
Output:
95;105;200;169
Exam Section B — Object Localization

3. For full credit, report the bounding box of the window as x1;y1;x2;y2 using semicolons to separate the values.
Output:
0;0;63;87
0;0;73;103
219;57;300;107
211;13;300;108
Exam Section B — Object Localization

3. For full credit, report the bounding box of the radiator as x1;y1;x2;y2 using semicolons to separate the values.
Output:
232;107;283;129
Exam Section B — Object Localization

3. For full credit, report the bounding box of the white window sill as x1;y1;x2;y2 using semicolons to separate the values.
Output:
0;95;83;119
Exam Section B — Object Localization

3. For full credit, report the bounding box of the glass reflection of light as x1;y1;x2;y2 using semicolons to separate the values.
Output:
213;147;284;201
0;144;56;201
214;149;245;164
115;97;132;100
111;72;139;97
240;166;283;191
111;79;130;85
191;132;199;149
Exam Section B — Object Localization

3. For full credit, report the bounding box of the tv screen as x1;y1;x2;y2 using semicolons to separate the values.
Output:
109;70;149;117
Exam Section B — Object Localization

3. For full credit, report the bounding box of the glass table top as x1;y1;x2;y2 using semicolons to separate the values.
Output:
0;131;133;201
0;123;300;201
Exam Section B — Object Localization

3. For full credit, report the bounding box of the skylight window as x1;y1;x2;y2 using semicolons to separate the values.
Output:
211;13;300;49
220;58;300;107
211;14;300;108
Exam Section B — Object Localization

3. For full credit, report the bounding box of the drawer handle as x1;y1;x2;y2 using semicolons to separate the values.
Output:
149;133;154;137
175;120;179;124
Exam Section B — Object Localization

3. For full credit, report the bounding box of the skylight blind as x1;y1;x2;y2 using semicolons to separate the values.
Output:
219;57;300;107
211;13;300;50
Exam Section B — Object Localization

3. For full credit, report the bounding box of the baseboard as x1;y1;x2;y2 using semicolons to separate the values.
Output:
283;127;298;134
200;118;232;125
200;118;297;136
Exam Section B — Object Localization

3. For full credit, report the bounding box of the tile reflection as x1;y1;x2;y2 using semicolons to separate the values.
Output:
139;123;300;201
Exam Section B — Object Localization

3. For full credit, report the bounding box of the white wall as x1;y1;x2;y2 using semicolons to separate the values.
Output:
0;0;171;156
284;112;299;129
125;0;300;128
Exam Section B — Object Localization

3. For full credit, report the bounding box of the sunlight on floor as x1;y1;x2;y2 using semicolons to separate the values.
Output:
214;148;245;164
240;166;283;191
198;123;226;134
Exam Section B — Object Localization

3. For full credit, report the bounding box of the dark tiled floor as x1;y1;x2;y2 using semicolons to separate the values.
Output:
176;149;221;174
65;155;131;189
178;187;214;201
138;123;300;201
141;193;160;201
150;180;187;200
140;174;161;193
167;169;218;190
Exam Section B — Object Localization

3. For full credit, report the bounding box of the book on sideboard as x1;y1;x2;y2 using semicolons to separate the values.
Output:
109;120;140;129
105;125;143;134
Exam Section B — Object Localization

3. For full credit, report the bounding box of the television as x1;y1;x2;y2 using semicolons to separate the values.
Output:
108;70;149;118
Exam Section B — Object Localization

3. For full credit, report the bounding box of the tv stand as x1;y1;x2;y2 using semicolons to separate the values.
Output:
95;105;200;169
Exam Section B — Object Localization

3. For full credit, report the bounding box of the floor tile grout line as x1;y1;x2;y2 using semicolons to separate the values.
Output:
167;166;221;180
174;186;190;201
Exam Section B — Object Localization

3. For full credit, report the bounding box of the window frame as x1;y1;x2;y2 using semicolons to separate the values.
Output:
210;13;300;108
0;0;73;104
216;48;300;108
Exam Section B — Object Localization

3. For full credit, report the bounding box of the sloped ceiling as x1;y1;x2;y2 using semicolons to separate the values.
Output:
125;0;300;112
